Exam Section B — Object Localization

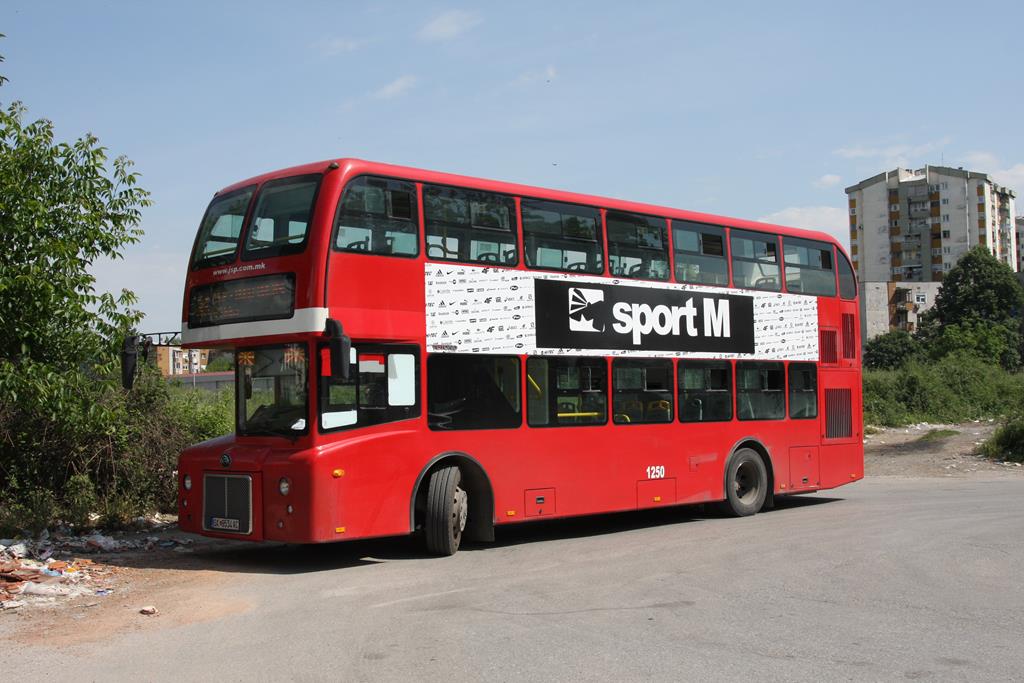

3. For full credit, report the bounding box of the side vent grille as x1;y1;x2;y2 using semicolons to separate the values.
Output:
825;389;853;439
842;314;857;359
820;330;839;365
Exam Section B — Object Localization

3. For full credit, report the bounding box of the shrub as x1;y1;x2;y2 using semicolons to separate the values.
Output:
980;417;1024;463
865;330;920;370
862;352;1024;427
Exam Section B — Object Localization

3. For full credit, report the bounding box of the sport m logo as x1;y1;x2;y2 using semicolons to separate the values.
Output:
568;288;607;332
535;279;755;354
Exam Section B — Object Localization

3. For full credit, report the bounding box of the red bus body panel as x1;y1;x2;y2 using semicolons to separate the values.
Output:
177;159;863;544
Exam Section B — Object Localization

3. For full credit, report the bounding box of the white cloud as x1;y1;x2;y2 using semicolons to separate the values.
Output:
990;164;1024;196
418;10;481;42
315;37;363;57
515;65;557;86
962;152;1024;195
812;173;842;189
757;206;849;249
372;75;417;100
834;137;952;168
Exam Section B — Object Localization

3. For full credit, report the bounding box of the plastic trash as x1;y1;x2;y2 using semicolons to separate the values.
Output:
96;588;112;596
84;534;120;552
139;605;158;615
8;543;28;558
20;582;72;596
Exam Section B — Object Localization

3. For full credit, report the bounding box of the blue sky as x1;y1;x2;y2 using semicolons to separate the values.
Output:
4;1;1023;331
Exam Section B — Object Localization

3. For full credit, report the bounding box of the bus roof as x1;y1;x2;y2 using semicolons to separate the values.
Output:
216;158;847;253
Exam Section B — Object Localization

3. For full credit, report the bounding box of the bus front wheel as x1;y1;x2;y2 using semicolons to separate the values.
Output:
425;465;467;556
723;448;767;517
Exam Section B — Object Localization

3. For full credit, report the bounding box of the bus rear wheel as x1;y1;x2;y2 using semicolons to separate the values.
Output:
723;448;768;517
425;465;468;556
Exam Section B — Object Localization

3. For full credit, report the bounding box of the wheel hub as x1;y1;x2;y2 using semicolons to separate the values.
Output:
453;487;468;533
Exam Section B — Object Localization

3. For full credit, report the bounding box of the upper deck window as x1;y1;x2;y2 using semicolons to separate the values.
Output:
522;199;603;274
424;185;517;265
672;221;729;285
334;176;419;257
191;186;255;269
731;230;781;291
242;175;320;260
783;237;836;297
607;211;669;280
837;250;857;300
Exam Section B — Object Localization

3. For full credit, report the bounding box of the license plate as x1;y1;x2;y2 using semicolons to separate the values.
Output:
210;517;240;531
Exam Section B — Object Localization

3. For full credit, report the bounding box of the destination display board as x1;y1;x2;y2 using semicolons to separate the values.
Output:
188;273;295;329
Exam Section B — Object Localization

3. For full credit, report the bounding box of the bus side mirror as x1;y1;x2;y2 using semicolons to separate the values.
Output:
121;335;139;390
325;318;351;381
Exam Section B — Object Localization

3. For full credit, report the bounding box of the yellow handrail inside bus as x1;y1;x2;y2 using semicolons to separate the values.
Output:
557;411;600;418
527;374;542;396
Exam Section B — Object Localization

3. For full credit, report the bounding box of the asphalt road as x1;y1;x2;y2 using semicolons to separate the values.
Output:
3;476;1024;682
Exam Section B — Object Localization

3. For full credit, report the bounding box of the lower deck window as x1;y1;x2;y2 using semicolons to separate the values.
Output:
612;359;673;424
527;357;607;426
427;355;521;430
736;361;785;420
679;360;733;422
788;362;818;419
319;345;419;431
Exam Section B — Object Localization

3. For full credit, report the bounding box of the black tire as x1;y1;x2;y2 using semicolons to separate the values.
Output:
424;465;467;556
722;448;768;517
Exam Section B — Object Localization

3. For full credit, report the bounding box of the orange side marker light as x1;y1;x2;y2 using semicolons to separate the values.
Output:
335;527;346;534
506;510;516;517
332;468;345;478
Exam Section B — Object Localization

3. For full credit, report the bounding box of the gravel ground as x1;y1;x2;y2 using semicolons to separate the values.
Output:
864;421;1023;478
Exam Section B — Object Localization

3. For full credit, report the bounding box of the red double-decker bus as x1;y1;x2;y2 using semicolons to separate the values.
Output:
176;158;862;555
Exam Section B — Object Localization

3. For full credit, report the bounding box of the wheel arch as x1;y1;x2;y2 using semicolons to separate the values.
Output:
410;451;495;542
725;437;776;508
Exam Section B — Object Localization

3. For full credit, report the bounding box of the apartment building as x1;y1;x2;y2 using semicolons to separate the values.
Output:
1017;216;1024;272
860;281;941;339
846;166;1017;283
153;345;209;377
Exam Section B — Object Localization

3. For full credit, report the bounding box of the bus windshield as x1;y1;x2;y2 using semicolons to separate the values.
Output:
237;345;309;437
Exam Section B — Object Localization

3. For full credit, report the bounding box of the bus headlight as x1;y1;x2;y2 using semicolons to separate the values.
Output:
183;474;192;491
279;477;290;496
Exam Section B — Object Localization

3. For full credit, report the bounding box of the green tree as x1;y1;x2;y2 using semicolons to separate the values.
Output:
915;247;1024;369
0;44;231;532
924;246;1024;329
864;329;920;370
0;103;149;366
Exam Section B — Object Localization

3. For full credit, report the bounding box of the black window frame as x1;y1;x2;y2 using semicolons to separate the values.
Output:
427;354;522;431
671;220;730;286
788;362;818;420
332;175;420;258
678;360;734;423
736;361;786;421
189;184;257;271
241;174;324;262
423;184;519;266
612;358;674;425
730;229;782;291
521;197;604;275
526;356;608;427
606;210;670;281
317;343;421;433
783;236;837;297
